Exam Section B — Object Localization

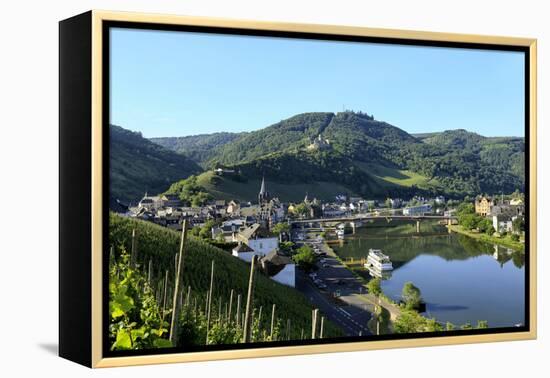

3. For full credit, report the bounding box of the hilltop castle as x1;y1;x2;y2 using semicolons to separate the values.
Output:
307;134;331;150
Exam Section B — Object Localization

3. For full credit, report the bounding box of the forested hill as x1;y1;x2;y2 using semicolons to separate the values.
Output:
152;112;420;168
150;132;246;168
421;129;525;182
149;111;525;200
110;125;202;207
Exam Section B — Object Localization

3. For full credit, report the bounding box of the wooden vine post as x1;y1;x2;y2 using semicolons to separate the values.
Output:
236;294;242;327
130;228;137;269
206;260;215;344
185;285;191;307
242;255;257;343
311;308;319;339
161;270;169;320
270;304;276;339
228;289;234;323
257;306;263;325
169;220;188;345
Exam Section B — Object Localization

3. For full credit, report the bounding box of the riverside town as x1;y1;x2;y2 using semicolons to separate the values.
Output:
107;27;526;352
109;120;526;349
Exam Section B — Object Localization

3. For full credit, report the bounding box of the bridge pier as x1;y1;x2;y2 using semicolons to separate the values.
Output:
448;218;452;233
350;222;356;234
416;220;420;233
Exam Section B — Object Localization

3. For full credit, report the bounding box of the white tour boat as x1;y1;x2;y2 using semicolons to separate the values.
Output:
365;249;393;271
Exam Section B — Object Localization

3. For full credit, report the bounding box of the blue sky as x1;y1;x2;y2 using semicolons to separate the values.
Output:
110;28;525;138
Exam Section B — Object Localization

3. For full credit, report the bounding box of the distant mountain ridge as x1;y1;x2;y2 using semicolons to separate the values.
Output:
150;132;246;168
110;125;201;206
422;129;525;182
147;111;524;201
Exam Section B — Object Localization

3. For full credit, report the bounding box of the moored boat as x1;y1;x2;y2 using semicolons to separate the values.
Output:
365;248;393;271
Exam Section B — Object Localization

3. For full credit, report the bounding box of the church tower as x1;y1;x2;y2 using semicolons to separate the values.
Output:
258;176;270;205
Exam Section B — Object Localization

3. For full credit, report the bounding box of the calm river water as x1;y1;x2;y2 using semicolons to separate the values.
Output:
331;221;525;328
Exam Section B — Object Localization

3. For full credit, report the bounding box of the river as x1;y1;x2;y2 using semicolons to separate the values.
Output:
330;220;525;328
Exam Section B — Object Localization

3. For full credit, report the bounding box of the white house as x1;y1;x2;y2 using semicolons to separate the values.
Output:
214;168;235;175
403;204;432;216
434;196;446;205
223;218;247;228
226;200;241;216
492;215;513;233
261;249;296;287
233;223;279;259
510;198;523;206
322;204;346;217
138;194;163;210
444;209;457;217
387;198;402;209
271;263;295;287
335;194;347;203
248;238;279;256
212;219;246;241
232;242;258;262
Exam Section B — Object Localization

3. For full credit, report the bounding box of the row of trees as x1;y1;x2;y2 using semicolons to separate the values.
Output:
367;278;421;310
292;245;317;271
165;175;213;207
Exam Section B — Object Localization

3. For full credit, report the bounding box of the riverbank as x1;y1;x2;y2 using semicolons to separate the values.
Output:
324;225;525;328
447;225;524;252
321;236;404;320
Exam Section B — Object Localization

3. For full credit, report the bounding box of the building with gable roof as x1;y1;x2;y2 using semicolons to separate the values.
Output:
260;249;296;287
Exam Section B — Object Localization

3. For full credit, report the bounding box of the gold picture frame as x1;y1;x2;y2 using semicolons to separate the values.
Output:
59;10;537;368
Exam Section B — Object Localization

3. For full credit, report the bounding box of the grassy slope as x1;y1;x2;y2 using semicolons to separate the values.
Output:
355;162;441;191
196;159;442;203
196;171;355;203
110;213;341;339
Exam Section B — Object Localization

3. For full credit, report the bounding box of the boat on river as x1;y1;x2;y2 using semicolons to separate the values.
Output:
365;248;393;271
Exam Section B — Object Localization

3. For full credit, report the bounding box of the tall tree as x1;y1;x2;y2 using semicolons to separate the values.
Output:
402;282;422;310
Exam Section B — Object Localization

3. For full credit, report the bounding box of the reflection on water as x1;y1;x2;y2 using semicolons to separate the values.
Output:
366;266;393;280
331;223;525;328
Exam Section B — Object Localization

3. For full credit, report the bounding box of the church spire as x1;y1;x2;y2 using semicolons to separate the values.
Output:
258;176;269;204
260;176;266;196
